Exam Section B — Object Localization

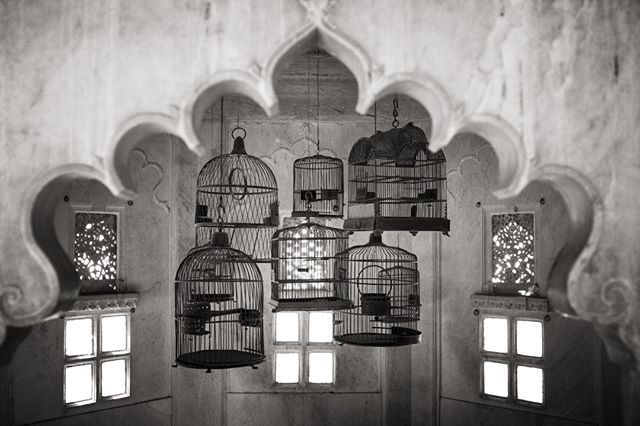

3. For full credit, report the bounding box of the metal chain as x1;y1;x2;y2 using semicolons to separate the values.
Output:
392;95;399;128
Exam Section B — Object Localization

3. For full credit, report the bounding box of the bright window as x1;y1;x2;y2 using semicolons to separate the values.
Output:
483;361;509;398
482;317;508;353
479;313;545;405
273;311;335;387
275;352;300;384
64;312;131;406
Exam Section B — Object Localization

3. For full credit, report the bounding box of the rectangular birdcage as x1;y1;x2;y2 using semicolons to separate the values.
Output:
292;154;344;218
344;123;449;234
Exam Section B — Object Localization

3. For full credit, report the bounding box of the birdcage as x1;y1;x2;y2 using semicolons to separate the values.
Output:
271;220;351;311
344;122;449;235
292;154;344;217
333;232;421;346
195;127;279;262
174;231;265;370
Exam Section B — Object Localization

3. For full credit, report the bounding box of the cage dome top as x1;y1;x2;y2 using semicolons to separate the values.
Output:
348;122;443;166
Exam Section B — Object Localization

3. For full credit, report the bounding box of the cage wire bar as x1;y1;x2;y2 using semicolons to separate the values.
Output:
195;127;279;262
344;122;449;235
271;220;351;311
334;232;421;346
175;231;265;370
292;155;344;217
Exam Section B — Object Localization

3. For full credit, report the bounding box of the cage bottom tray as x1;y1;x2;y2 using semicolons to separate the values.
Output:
334;331;421;347
271;297;353;312
177;349;266;369
343;216;450;233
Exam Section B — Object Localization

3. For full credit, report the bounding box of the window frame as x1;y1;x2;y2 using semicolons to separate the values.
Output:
474;296;548;407
272;311;336;390
64;304;134;408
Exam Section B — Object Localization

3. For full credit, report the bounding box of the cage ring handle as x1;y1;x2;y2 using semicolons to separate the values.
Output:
228;167;248;201
231;126;247;140
355;264;393;297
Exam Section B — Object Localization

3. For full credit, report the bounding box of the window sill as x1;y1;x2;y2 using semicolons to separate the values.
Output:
471;294;549;313
68;293;138;313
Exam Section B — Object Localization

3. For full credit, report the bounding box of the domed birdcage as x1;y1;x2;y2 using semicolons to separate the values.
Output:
344;98;449;235
271;219;351;311
292;154;344;218
195;127;279;262
333;232;421;346
174;231;265;370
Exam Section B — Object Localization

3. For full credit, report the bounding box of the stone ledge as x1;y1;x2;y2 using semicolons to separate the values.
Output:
471;294;549;312
68;293;138;313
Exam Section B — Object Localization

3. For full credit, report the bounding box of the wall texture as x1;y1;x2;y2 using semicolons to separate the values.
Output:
1;0;639;424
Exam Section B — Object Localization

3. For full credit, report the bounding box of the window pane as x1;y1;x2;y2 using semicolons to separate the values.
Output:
308;312;333;343
517;365;543;403
101;315;128;353
275;312;299;343
65;317;94;357
275;352;299;383
483;317;508;353
308;352;334;384
516;320;543;357
101;358;129;398
64;363;95;405
483;361;508;398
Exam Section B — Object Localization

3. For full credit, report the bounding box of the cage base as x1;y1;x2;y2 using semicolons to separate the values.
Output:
177;349;265;369
343;216;450;233
334;331;421;347
271;297;353;312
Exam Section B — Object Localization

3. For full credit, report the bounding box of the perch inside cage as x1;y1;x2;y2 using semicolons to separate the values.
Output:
174;231;265;370
292;154;344;218
344;98;449;234
195;127;279;262
271;220;351;311
333;232;421;346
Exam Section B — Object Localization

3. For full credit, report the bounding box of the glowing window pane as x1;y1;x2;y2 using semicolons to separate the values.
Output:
64;363;95;405
74;212;118;293
65;317;95;357
308;352;334;384
101;358;129;398
483;317;508;353
483;361;508;398
517;366;543;403
275;352;299;384
275;312;299;343
308;312;333;343
101;315;128;353
491;213;535;289
516;320;543;357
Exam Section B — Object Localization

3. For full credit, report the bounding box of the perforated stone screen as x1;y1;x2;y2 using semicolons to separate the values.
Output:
491;213;535;291
74;213;118;294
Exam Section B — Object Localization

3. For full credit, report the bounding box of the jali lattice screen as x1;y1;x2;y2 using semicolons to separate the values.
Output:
74;212;119;294
491;213;535;294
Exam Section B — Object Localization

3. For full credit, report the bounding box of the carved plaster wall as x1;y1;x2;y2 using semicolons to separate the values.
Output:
0;0;639;380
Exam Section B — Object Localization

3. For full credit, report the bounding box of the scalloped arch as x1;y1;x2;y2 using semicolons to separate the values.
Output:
0;164;107;337
451;115;528;198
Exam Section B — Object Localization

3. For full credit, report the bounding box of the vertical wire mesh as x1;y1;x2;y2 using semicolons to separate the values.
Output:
292;155;344;217
175;233;265;369
271;221;351;311
334;233;421;346
195;135;279;262
346;123;448;233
